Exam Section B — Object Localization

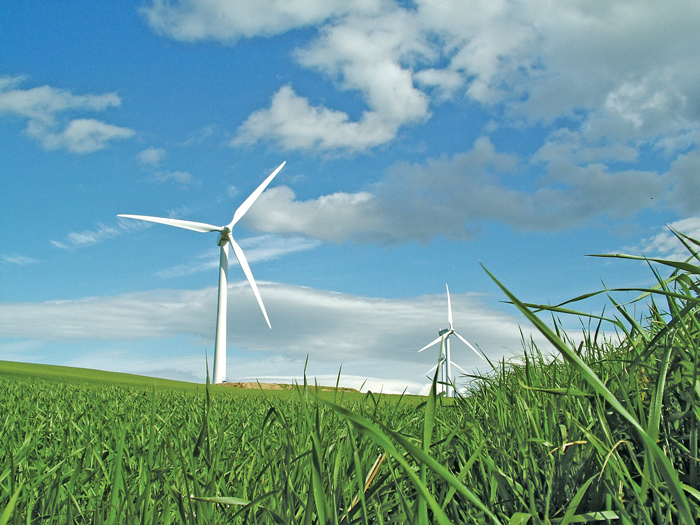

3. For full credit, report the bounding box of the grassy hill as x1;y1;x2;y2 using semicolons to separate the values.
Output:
0;360;361;396
0;360;205;392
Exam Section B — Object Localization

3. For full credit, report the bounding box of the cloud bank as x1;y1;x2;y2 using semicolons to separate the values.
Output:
244;137;666;242
0;283;541;391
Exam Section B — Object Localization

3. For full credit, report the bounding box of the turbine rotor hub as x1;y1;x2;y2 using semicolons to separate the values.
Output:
218;231;231;246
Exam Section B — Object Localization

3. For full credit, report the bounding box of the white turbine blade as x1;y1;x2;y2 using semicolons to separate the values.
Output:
453;331;485;360
418;334;443;353
118;214;221;233
424;363;439;376
449;361;468;375
229;237;271;329
446;284;453;329
228;161;286;228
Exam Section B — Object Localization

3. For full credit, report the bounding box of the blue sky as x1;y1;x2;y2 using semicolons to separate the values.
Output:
2;0;700;393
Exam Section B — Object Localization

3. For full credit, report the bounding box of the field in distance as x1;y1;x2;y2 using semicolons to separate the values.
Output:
0;359;359;396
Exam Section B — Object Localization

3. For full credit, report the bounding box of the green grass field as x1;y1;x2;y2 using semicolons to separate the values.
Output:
0;360;203;393
2;232;700;524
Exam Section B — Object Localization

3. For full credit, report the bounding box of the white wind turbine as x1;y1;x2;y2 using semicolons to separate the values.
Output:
119;161;286;384
418;284;484;397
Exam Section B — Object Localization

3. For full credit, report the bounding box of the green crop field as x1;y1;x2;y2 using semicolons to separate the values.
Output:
0;361;203;393
2;232;700;524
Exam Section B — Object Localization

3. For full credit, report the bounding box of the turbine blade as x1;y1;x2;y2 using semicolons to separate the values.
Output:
450;361;468;375
446;284;453;329
425;363;438;376
418;334;443;353
453;332;485;360
229;237;271;329
118;214;221;233
228;161;286;228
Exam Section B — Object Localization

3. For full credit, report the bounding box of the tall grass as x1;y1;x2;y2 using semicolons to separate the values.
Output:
2;231;700;523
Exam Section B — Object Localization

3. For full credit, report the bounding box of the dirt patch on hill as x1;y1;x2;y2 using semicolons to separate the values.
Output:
224;382;288;390
222;381;358;393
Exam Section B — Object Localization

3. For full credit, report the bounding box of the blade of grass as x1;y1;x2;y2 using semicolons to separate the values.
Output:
418;367;438;524
0;481;23;525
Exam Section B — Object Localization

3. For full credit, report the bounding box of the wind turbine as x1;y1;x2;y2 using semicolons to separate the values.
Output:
418;284;484;397
119;161;286;384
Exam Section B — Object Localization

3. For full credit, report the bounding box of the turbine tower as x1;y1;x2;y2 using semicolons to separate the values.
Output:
418;284;484;397
119;161;285;384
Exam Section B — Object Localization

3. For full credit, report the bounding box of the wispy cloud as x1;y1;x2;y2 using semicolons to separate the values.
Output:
136;146;199;187
2;254;38;266
625;217;700;260
239;234;322;263
51;218;149;250
147;170;197;187
155;234;321;277
180;125;216;146
0;339;44;362
0;76;135;153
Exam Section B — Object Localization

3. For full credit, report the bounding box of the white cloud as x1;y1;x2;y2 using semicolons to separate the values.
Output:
2;254;38;266
0;283;544;392
139;0;700;236
0;77;134;153
155;234;321;277
245;137;665;242
232;85;401;152
234;11;432;151
137;147;166;167
147;0;700;159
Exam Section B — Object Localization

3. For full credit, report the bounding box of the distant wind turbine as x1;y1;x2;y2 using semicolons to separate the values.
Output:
419;284;484;397
119;161;286;384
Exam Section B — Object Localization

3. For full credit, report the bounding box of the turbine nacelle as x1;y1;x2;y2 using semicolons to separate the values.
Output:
218;228;232;246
